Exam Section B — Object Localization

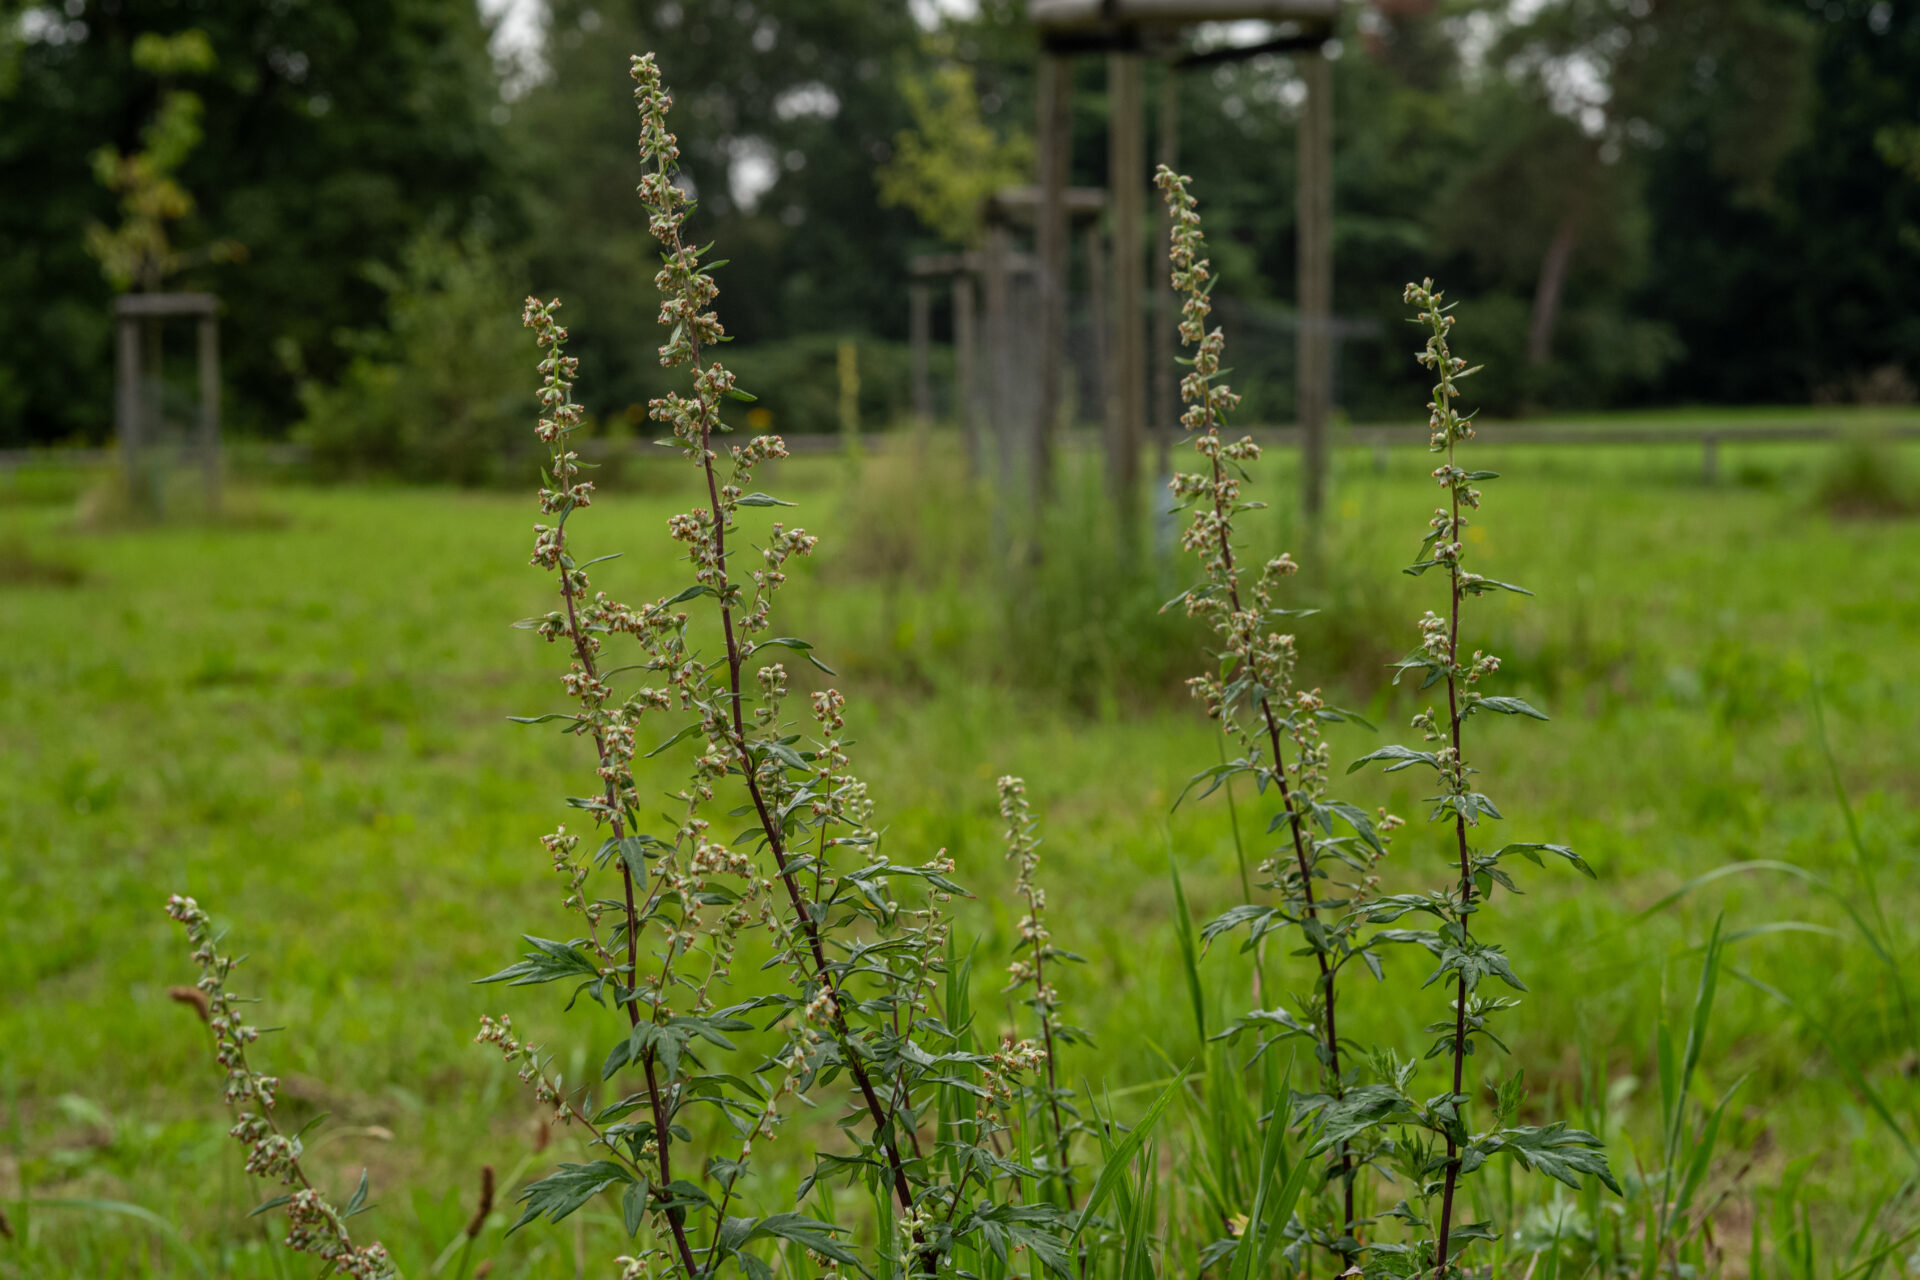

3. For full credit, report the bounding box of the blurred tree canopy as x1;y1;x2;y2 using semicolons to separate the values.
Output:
2;0;1917;449
878;57;1035;246
0;0;511;442
505;0;930;423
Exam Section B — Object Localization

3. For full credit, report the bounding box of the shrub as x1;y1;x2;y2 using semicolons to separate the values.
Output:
295;231;530;486
1812;428;1919;517
723;332;923;437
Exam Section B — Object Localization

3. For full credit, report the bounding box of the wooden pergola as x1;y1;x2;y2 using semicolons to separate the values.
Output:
911;187;1106;487
115;291;222;514
1027;0;1342;524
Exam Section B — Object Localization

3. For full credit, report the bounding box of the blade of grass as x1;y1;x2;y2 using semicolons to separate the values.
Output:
1729;968;1920;1170
27;1199;212;1279
1072;1067;1190;1247
1811;679;1914;1038
1166;844;1207;1044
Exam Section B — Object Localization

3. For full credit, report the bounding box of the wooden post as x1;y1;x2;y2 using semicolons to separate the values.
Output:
1151;62;1181;555
1034;52;1072;506
1297;47;1334;522
198;313;220;513
115;314;140;495
954;273;981;478
985;219;1016;550
142;314;166;514
1108;50;1147;543
909;281;932;430
1085;223;1108;432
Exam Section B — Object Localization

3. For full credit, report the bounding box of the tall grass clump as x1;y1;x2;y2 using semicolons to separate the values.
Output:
1810;429;1918;517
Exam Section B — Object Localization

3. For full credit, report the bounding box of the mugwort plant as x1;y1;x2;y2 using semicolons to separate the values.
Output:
1338;281;1618;1275
1157;163;1401;1272
1156;165;1620;1277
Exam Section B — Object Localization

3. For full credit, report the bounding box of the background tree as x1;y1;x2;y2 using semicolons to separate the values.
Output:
82;28;237;294
0;0;511;443
4;0;1918;450
1637;0;1920;403
507;0;929;424
878;52;1034;247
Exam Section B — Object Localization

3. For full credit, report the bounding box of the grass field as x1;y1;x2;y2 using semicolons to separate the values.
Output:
2;424;1918;1276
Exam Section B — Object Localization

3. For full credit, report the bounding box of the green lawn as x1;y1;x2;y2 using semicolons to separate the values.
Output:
2;430;1917;1275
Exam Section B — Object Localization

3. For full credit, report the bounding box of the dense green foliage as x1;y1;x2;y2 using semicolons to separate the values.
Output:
5;0;1919;451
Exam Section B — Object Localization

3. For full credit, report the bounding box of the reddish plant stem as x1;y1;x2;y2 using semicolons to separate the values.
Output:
1433;431;1472;1277
555;520;700;1279
683;378;923;1244
1029;938;1076;1209
641;1053;699;1274
1202;443;1355;1240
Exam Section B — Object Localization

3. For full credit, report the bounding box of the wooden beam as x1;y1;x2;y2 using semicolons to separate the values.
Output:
1034;53;1073;504
984;220;1016;550
954;274;981;477
909;281;932;429
1296;47;1333;520
911;250;1043;277
1151;62;1181;481
198;314;221;513
1085;221;1109;435
1108;50;1147;542
115;315;139;491
113;291;218;317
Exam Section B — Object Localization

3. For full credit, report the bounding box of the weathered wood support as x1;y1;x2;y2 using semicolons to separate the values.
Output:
1152;63;1180;480
909;281;931;428
115;312;141;497
1108;50;1147;543
1034;53;1073;505
112;292;222;517
198;313;221;512
953;274;980;477
1297;48;1333;521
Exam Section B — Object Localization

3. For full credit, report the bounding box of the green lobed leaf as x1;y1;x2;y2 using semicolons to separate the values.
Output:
621;1178;650;1238
661;582;712;606
1480;1124;1622;1195
507;1161;634;1233
1308;1083;1420;1154
1495;841;1594;878
1347;744;1439;775
644;721;705;759
343;1167;371;1217
1469;695;1549;721
747;1213;868;1275
475;936;599;987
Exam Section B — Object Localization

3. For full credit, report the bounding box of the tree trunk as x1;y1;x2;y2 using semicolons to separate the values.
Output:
1528;211;1580;367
